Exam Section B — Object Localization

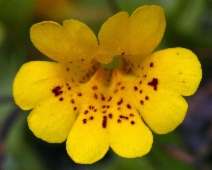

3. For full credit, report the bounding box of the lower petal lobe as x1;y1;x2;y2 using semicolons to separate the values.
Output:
109;108;152;158
28;96;76;143
137;47;202;96
66;103;109;164
13;61;69;110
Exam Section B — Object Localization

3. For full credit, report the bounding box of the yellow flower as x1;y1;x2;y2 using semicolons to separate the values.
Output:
13;6;202;164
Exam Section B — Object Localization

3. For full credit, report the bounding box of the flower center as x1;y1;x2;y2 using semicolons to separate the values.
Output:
101;56;123;71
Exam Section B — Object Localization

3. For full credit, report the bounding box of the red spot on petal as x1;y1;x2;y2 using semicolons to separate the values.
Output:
121;86;125;90
52;86;63;96
108;96;112;102
140;100;144;105
92;86;98;90
127;104;131;109
78;93;82;96
134;86;138;91
109;114;113;118
94;93;98;99
68;87;71;90
118;119;121;123
150;62;154;67
84;110;88;114
94;109;97;112
102;116;107;128
59;97;63;101
114;89;118;93
89;116;94;120
101;94;105;101
74;107;77;110
67;68;69;71
130;114;134;117
131;121;135;125
145;96;149;100
148;78;158;91
119;115;128;120
83;119;87;123
89;106;94;110
117;98;123;105
139;81;142;84
71;99;75;104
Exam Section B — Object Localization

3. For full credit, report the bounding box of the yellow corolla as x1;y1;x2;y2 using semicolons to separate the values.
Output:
13;6;202;164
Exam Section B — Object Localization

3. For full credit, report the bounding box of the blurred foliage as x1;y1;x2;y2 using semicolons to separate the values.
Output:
0;0;212;169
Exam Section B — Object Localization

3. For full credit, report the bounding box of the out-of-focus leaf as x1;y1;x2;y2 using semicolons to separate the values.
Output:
149;131;196;170
116;0;179;15
107;154;155;170
4;112;46;170
0;102;14;127
0;52;26;96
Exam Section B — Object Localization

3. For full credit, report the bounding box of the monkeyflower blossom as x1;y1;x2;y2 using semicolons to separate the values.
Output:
13;6;202;164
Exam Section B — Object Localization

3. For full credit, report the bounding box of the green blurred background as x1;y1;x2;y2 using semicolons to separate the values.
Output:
0;0;212;169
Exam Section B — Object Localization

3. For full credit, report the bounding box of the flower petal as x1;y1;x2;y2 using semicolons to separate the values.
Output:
104;68;188;135
135;47;202;96
98;12;130;63
30;20;99;63
129;5;165;55
66;104;109;164
109;109;153;158
28;96;76;143
13;61;100;110
135;87;188;134
13;61;69;110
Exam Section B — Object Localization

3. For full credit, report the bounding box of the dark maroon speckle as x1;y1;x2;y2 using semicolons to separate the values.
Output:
102;116;107;128
127;104;131;109
71;99;75;104
131;121;135;125
148;78;158;90
150;62;154;67
89;106;94;110
94;94;98;99
117;98;123;105
101;94;105;101
92;86;98;90
52;86;63;96
119;115;128;120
